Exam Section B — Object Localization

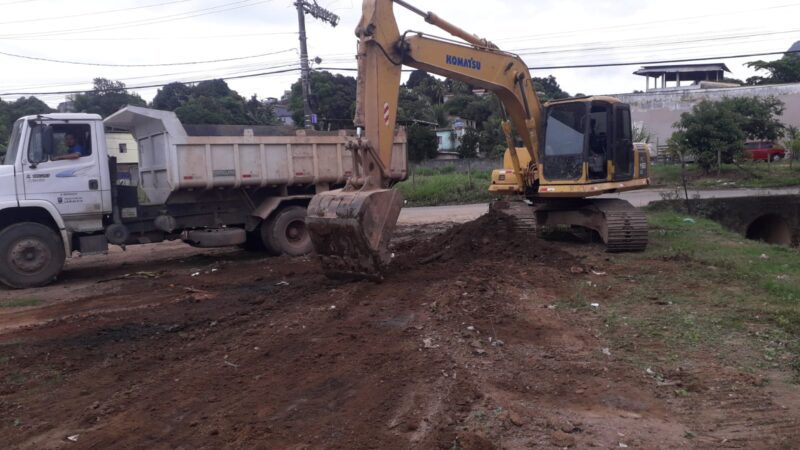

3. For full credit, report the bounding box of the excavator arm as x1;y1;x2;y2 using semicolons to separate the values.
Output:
306;0;545;278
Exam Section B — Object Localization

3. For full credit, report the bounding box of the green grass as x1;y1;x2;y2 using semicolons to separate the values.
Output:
651;161;800;189
593;211;800;378
397;168;494;206
0;298;43;308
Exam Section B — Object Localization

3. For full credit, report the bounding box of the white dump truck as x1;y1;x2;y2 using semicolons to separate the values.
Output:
0;105;407;288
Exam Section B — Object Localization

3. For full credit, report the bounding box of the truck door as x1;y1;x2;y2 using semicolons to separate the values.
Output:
23;121;105;231
611;104;633;181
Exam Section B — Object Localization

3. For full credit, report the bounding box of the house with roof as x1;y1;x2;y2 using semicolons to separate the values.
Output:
435;117;476;160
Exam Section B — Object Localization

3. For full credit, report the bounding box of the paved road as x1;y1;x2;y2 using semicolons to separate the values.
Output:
397;187;800;225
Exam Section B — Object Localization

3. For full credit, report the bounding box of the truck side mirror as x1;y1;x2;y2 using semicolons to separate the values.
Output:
27;124;53;168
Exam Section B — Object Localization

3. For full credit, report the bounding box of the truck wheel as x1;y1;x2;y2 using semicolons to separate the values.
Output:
771;153;782;162
240;231;266;252
263;206;313;257
0;222;65;289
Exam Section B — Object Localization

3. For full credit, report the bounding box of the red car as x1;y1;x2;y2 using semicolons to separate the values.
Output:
745;141;786;162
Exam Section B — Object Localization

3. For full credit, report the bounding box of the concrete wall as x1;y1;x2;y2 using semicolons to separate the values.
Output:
613;83;800;146
653;195;800;247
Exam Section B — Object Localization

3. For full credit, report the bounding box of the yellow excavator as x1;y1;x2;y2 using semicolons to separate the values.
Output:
307;0;651;278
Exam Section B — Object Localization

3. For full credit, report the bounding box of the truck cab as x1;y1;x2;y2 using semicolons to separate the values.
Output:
0;114;113;288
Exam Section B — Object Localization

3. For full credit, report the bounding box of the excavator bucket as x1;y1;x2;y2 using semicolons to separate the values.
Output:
306;187;404;279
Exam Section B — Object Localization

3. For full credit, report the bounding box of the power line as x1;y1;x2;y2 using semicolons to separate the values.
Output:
0;0;41;5
513;28;800;57
0;0;270;39
529;50;800;71
0;48;296;67
316;49;800;72
3;46;798;98
494;2;800;44
0;0;193;25
0;66;304;96
0;31;298;41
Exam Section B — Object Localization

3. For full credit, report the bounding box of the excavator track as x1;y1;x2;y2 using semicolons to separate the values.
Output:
489;200;537;232
598;201;649;252
520;198;648;252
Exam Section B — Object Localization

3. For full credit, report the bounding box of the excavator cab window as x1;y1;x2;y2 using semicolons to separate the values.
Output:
588;104;610;180
542;102;586;181
612;105;633;181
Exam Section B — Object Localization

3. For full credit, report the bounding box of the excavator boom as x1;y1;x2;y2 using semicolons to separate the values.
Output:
308;0;544;279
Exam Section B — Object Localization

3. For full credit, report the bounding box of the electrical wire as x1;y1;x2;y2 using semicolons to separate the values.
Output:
493;2;800;44
528;50;800;71
0;0;41;5
0;0;193;25
512;28;800;57
0;66;303;96
0;31;298;41
0;48;296;67
0;0;271;39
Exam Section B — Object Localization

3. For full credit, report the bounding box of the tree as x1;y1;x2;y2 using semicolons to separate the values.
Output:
397;86;435;124
0;96;53;156
727;96;785;142
73;78;146;117
672;96;786;174
174;96;246;125
745;54;800;85
532;75;570;101
458;129;480;158
478;116;507;158
406;70;433;89
150;79;277;126
633;124;652;143
152;82;193;111
406;124;438;162
672;99;745;174
666;130;693;214
288;71;357;129
784;125;800;169
244;95;278;125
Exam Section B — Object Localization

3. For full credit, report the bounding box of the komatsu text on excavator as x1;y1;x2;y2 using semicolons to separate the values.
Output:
307;0;650;279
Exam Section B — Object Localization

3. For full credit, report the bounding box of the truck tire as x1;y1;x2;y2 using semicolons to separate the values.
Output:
239;231;266;252
0;222;65;289
771;153;782;162
262;206;313;257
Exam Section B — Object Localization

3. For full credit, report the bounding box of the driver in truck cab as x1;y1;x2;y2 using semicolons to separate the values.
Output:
52;133;86;161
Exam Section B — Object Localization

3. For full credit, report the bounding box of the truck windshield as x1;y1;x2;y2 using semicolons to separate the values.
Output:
3;119;23;165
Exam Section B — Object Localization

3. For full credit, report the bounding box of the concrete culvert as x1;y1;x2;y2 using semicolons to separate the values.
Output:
745;214;792;246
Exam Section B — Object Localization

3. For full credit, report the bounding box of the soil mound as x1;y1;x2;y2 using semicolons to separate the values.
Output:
391;210;551;272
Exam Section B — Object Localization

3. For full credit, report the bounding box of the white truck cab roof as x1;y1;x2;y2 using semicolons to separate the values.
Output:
22;113;103;121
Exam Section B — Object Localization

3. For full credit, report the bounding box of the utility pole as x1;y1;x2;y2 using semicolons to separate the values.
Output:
295;1;339;129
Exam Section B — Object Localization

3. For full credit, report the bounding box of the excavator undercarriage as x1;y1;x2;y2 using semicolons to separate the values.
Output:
491;199;648;252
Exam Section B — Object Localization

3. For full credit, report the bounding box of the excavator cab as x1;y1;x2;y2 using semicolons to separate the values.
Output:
491;96;649;197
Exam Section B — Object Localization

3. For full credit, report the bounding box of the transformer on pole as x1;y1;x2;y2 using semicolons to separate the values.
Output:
295;1;340;129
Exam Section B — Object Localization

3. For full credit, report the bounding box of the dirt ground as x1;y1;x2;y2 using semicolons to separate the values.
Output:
1;214;798;449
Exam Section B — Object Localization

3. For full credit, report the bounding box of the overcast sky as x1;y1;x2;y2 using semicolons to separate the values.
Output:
1;0;799;108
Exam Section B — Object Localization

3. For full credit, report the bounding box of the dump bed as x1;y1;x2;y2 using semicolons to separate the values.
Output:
104;106;407;205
